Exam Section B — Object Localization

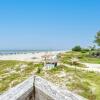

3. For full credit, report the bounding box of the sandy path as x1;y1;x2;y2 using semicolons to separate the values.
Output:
60;63;100;73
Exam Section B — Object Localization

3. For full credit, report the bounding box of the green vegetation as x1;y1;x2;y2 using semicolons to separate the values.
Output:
37;65;100;100
72;45;90;53
0;60;43;93
95;31;100;46
72;45;82;52
59;51;100;64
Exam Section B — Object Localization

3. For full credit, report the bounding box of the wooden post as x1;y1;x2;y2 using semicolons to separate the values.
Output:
33;75;36;100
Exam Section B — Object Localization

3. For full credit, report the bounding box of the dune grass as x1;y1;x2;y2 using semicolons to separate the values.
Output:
0;60;43;93
59;51;100;64
37;65;100;100
0;59;100;99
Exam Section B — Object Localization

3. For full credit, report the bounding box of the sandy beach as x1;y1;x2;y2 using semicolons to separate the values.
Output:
0;51;64;62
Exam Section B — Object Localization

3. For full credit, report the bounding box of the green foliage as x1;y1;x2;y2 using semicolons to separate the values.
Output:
0;60;43;93
89;45;96;51
60;51;100;64
34;63;43;68
90;50;100;57
94;31;100;46
72;46;82;52
36;67;42;74
81;48;89;53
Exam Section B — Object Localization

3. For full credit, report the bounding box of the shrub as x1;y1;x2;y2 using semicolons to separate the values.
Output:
91;51;100;57
36;67;42;74
72;46;82;52
81;49;89;53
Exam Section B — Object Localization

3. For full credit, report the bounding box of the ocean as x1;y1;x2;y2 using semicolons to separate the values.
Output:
0;50;60;55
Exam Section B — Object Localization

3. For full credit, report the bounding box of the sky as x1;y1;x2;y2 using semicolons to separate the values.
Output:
0;0;100;50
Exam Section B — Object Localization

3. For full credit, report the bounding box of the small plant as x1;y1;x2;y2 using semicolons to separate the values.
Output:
36;67;42;74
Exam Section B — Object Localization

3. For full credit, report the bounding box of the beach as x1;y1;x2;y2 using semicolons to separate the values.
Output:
0;51;64;62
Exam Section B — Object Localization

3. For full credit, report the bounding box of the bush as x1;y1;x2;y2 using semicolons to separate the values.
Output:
91;51;100;57
72;46;82;52
81;49;89;53
36;67;42;74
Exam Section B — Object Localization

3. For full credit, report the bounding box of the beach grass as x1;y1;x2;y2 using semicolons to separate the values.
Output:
0;58;100;100
0;60;43;93
37;65;100;100
59;51;100;64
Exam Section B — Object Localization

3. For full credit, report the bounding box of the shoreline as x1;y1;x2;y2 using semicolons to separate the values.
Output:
0;51;65;62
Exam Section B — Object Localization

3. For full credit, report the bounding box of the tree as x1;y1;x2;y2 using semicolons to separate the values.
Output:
72;45;82;51
94;31;100;46
89;45;96;51
88;45;96;56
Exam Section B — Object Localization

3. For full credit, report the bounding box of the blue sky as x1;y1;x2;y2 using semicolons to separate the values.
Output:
0;0;100;50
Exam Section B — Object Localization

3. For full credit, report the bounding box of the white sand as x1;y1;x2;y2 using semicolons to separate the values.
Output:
0;51;64;62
